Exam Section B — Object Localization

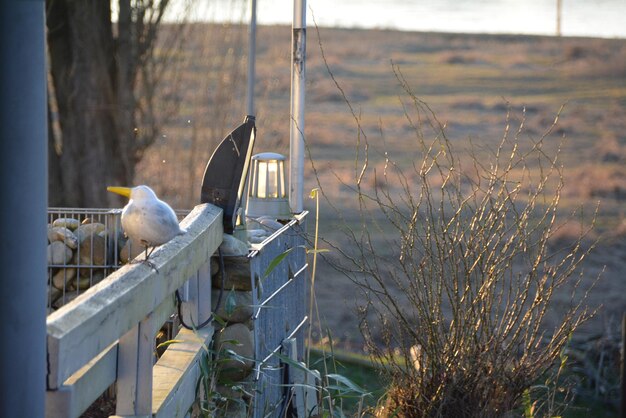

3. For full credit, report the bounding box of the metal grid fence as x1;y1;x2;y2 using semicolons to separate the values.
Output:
249;215;308;416
46;208;188;313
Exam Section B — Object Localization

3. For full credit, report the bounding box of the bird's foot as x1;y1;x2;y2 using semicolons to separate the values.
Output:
143;259;159;273
130;258;159;273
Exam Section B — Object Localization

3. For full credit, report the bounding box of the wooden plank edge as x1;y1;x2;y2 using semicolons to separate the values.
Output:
46;342;117;418
152;326;214;418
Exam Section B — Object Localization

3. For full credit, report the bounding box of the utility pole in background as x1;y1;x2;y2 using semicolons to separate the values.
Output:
556;0;562;36
0;1;48;416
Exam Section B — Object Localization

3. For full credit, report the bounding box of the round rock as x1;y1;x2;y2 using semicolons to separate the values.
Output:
219;234;249;257
48;226;79;250
75;223;106;243
79;234;106;266
120;239;143;263
48;241;73;265
212;257;252;291
246;229;269;244
51;267;77;290
52;290;84;309
47;285;62;306
257;217;284;233
74;275;95;290
52;217;80;231
78;265;106;282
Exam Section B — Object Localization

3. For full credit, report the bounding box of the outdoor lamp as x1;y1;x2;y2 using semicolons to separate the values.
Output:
246;152;291;219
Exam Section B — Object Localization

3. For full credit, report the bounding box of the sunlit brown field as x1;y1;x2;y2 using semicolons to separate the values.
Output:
136;24;626;350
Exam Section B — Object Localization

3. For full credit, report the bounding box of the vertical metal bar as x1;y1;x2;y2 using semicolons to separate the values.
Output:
289;0;306;213
0;1;47;417
246;0;257;116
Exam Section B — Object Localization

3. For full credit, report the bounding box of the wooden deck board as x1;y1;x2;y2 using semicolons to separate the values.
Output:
152;326;214;418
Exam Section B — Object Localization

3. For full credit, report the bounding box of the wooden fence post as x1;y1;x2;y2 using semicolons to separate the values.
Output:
115;313;158;417
115;295;178;418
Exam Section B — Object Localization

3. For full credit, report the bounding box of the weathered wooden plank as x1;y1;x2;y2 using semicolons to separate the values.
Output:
116;324;148;416
152;326;214;418
182;273;199;328
197;260;212;324
181;260;213;329
45;342;117;418
147;294;177;342
45;296;176;418
116;294;176;417
47;204;222;389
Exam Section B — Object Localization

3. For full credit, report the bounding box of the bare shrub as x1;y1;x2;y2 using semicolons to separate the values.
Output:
323;65;598;417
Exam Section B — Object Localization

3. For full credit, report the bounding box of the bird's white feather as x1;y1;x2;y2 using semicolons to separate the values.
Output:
120;185;183;247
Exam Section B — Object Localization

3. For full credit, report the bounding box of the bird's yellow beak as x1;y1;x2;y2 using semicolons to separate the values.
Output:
107;186;132;198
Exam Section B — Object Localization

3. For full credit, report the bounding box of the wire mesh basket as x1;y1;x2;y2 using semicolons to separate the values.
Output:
47;207;188;313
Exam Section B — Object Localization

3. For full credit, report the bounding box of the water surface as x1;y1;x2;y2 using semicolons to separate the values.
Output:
181;0;626;38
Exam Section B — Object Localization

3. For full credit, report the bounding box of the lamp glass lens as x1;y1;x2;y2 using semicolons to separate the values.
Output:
268;160;278;198
258;161;267;198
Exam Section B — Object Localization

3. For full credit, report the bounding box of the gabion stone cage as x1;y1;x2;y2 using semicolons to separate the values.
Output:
46;208;188;313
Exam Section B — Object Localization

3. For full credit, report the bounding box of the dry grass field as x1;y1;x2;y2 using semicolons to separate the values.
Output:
136;24;626;351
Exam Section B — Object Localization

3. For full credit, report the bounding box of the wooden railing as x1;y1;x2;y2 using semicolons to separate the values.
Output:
45;203;223;418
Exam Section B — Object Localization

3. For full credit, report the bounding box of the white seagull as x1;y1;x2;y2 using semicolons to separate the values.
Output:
107;185;184;267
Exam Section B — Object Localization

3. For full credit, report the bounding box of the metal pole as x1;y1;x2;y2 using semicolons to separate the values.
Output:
246;0;257;116
621;312;626;418
289;0;306;213
0;1;48;417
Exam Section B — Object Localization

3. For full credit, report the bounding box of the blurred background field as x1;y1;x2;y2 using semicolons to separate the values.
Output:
136;24;626;352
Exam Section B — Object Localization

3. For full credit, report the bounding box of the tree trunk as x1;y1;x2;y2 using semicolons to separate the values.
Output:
116;0;138;182
46;0;177;208
47;0;134;207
